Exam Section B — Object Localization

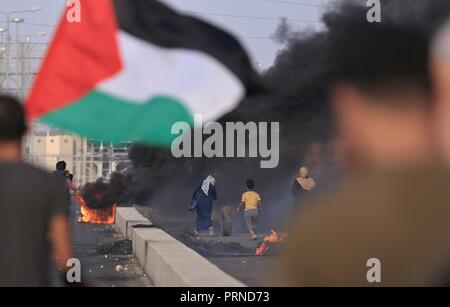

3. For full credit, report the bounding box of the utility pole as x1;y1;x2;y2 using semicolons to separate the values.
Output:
12;17;24;99
0;28;6;88
0;27;6;85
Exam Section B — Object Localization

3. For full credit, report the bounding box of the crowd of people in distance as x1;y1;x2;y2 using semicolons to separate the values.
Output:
191;167;316;241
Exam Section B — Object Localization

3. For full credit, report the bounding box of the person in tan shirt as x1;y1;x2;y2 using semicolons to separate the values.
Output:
237;179;262;240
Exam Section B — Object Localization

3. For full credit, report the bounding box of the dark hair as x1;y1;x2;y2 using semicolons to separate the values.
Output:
0;95;26;141
56;161;67;171
324;3;432;103
246;179;255;189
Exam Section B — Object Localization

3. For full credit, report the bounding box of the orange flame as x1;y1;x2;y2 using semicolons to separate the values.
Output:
76;193;116;224
255;230;288;256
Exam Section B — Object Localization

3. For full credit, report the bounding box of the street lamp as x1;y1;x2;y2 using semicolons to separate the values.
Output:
11;17;25;23
0;28;6;43
18;31;47;44
11;17;25;42
21;33;46;99
11;17;25;97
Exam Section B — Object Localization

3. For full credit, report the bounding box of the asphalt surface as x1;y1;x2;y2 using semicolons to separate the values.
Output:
70;204;153;287
208;256;279;287
136;206;280;287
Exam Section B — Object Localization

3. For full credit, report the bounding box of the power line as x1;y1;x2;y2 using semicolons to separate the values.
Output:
22;22;56;28
183;10;319;23
242;36;274;40
2;11;320;28
262;0;330;8
0;21;56;27
1;10;320;44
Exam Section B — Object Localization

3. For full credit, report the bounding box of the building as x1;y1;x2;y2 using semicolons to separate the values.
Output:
23;129;131;186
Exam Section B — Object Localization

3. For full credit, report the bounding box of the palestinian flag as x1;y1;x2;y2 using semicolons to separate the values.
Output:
26;0;262;146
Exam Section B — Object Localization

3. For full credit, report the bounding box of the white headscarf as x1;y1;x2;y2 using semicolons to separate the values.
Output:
201;175;216;195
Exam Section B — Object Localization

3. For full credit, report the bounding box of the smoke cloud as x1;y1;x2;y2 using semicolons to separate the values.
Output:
81;172;127;210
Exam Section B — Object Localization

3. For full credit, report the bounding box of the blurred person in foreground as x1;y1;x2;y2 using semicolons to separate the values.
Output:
280;4;450;286
431;19;450;165
0;95;74;287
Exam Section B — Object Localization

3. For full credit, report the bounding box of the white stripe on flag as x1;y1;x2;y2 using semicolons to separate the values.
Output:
97;31;245;121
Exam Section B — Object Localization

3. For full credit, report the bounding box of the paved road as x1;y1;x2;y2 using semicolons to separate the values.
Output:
207;255;279;287
199;233;280;287
70;204;152;287
137;206;279;286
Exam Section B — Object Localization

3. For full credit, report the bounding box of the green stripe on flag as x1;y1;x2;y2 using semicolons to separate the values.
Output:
41;90;194;147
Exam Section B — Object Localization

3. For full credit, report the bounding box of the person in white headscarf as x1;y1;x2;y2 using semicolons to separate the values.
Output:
192;175;217;236
291;166;316;210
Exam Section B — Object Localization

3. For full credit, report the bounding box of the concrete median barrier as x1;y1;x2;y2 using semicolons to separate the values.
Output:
115;207;152;239
116;207;246;287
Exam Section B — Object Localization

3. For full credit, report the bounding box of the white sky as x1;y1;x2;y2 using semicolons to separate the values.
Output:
0;0;330;69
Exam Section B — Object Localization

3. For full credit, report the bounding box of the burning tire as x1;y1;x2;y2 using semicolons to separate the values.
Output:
221;206;232;237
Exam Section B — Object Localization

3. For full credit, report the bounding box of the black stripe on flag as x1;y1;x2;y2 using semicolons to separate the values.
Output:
113;0;265;96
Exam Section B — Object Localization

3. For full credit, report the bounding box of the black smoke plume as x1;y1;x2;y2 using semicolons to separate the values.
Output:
81;172;127;210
